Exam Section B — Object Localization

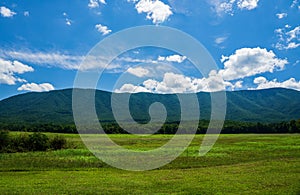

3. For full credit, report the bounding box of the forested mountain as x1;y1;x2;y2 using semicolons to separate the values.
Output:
0;88;299;125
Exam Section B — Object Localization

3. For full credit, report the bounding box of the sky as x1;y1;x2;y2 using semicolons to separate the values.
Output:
0;0;300;99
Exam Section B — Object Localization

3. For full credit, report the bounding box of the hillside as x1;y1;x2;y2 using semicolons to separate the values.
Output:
0;88;299;124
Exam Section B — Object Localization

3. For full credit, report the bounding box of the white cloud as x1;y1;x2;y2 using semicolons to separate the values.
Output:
95;24;112;35
116;57;157;64
115;83;151;93
66;18;72;26
24;11;29;17
275;26;300;50
134;0;173;24
253;76;300;91
0;49;83;70
62;12;72;26
209;0;236;16
220;47;288;80
158;54;187;63
0;58;34;85
88;0;106;8
237;0;259;10
127;66;150;77
276;13;287;19
291;0;299;8
0;6;16;18
116;71;231;93
215;36;228;45
209;0;259;16
220;55;229;63
17;83;55;92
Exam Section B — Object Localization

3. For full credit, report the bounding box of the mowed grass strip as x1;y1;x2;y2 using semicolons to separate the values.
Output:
0;134;299;194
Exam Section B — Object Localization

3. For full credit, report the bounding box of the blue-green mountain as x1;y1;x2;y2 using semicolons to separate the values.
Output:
0;88;299;124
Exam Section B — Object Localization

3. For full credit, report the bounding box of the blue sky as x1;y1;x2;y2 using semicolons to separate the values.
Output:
0;0;300;99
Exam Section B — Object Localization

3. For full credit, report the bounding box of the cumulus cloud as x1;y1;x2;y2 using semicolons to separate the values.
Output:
0;6;16;18
237;0;259;10
133;0;173;24
253;76;300;91
116;71;232;93
127;66;150;77
209;0;259;16
17;83;55;92
209;0;235;16
95;24;112;35
115;83;151;93
88;0;106;8
0;58;34;85
0;49;84;70
219;47;288;80
158;54;187;63
276;13;287;19
275;25;300;50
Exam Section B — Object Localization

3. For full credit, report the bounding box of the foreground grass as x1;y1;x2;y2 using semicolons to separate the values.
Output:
0;134;299;194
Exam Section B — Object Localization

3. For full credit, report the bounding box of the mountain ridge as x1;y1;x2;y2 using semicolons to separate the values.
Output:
0;88;299;124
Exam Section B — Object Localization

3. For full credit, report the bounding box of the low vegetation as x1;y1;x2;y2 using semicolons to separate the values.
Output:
0;131;67;153
0;133;299;194
1;119;300;134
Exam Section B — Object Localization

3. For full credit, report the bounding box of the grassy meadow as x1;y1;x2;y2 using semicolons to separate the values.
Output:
0;133;300;194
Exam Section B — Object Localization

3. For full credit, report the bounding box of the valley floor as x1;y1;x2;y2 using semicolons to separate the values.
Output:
1;134;299;194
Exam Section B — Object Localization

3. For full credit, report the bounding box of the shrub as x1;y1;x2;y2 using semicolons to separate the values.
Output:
9;133;31;152
28;132;49;151
0;130;9;151
0;131;69;153
49;135;67;150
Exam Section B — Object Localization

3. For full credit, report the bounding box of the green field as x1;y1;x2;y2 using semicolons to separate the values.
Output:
1;134;300;194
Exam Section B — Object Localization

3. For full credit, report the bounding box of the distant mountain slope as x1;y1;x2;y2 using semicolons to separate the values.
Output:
0;88;299;124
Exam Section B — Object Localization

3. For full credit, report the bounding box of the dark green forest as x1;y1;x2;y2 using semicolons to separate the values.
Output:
0;88;300;134
1;119;299;134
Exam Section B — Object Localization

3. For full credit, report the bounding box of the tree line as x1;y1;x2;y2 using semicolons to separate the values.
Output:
0;119;300;134
0;119;299;134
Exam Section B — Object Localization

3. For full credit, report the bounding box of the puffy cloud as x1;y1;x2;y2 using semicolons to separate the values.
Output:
134;0;173;24
0;49;84;70
0;58;34;85
275;26;300;50
116;71;231;93
17;83;55;92
115;83;150;93
127;66;150;77
276;13;287;19
88;0;106;8
237;0;259;10
24;11;29;17
220;47;288;80
95;24;112;35
253;76;300;91
209;0;236;16
209;0;259;16
0;6;16;18
158;54;187;63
